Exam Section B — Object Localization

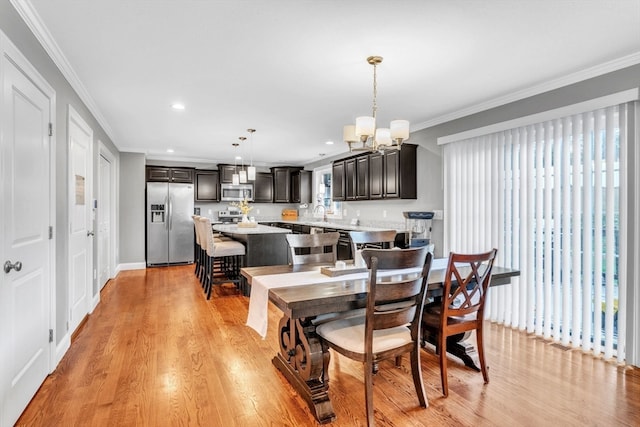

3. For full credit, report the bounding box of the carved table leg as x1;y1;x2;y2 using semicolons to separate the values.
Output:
275;315;335;424
423;329;481;372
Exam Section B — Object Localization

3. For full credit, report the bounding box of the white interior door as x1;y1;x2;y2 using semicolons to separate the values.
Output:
0;36;54;427
97;148;114;290
68;106;93;333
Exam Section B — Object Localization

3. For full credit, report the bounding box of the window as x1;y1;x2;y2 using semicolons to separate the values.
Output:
443;104;629;363
313;165;341;219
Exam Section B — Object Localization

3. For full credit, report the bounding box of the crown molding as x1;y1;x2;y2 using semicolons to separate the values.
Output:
413;51;640;131
11;0;117;146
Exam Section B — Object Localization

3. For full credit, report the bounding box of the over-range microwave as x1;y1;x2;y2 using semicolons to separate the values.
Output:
220;183;254;202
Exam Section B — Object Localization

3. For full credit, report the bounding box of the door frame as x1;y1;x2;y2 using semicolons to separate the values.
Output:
96;140;118;303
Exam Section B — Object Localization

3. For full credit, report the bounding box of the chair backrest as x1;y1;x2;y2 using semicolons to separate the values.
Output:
285;232;339;265
361;247;432;347
198;217;216;256
192;215;201;245
441;249;498;320
349;230;397;255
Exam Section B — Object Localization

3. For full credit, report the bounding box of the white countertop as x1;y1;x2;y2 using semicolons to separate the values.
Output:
276;220;401;232
213;223;292;235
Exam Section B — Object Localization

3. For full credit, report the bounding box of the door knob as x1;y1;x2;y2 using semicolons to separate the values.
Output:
87;231;95;237
4;260;22;274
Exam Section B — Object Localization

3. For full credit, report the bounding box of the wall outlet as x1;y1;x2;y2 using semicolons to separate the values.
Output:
208;209;212;215
256;208;260;215
433;210;444;220
382;210;387;218
356;210;360;217
343;209;347;216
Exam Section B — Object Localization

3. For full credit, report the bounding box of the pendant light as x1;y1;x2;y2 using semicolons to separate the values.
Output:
247;128;256;181
238;136;247;183
232;142;240;185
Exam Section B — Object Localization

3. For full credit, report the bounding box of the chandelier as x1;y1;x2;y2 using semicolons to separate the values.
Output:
343;56;410;152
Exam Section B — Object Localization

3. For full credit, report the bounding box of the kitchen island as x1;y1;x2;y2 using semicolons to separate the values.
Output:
212;223;291;268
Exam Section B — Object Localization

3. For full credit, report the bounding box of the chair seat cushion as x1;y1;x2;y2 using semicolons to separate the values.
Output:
316;316;412;355
213;241;245;257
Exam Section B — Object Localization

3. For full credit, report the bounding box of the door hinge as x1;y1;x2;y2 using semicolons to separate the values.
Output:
49;226;53;239
48;123;53;136
49;329;53;343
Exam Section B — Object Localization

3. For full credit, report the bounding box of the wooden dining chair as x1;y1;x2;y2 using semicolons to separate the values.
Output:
422;248;497;397
285;232;339;266
316;247;433;426
348;230;397;255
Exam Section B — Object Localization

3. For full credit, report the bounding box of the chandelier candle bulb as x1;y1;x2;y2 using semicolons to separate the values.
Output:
390;120;410;142
343;125;357;143
355;116;375;139
375;128;391;145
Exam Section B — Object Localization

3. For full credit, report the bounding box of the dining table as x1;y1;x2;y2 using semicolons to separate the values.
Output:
240;259;520;424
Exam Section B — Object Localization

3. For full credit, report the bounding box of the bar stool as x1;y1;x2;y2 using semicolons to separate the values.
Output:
199;217;245;299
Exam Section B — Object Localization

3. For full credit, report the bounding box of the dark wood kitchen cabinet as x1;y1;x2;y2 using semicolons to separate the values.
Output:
356;155;369;199
368;152;384;199
331;143;416;201
195;170;219;201
271;167;310;203
344;158;357;201
217;164;237;184
254;172;274;203
291;170;311;204
384;144;417;199
272;167;292;203
332;160;345;201
146;167;194;183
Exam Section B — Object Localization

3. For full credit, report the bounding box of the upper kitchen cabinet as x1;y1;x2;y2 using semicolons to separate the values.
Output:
344;158;357;201
271;167;311;203
368;152;384;199
272;167;293;203
195;170;219;202
384;144;416;199
356;155;369;200
254;172;274;203
217;164;238;184
332;160;345;201
291;170;311;204
146;166;194;183
331;143;417;201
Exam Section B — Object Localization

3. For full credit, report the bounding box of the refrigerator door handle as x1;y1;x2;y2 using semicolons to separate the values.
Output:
168;195;173;230
164;195;169;231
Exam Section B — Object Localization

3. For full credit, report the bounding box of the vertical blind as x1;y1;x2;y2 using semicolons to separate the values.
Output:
443;104;627;362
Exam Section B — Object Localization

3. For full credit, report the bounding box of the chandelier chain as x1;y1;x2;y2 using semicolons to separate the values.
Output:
372;61;377;119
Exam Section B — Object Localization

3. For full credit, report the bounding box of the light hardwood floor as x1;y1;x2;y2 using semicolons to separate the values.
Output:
17;265;640;426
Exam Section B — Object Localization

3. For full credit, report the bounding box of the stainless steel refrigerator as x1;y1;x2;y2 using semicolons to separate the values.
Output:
146;182;194;266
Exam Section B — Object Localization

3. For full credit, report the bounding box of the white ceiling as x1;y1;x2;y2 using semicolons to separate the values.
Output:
22;0;640;167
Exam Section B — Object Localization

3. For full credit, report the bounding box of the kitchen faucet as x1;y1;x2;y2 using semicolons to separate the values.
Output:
313;204;327;222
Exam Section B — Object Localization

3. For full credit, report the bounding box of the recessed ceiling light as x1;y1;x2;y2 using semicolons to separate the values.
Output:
166;148;174;153
325;141;334;145
171;103;185;110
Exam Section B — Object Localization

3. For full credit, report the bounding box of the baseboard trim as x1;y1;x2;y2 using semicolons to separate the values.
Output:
116;262;146;273
54;332;71;369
